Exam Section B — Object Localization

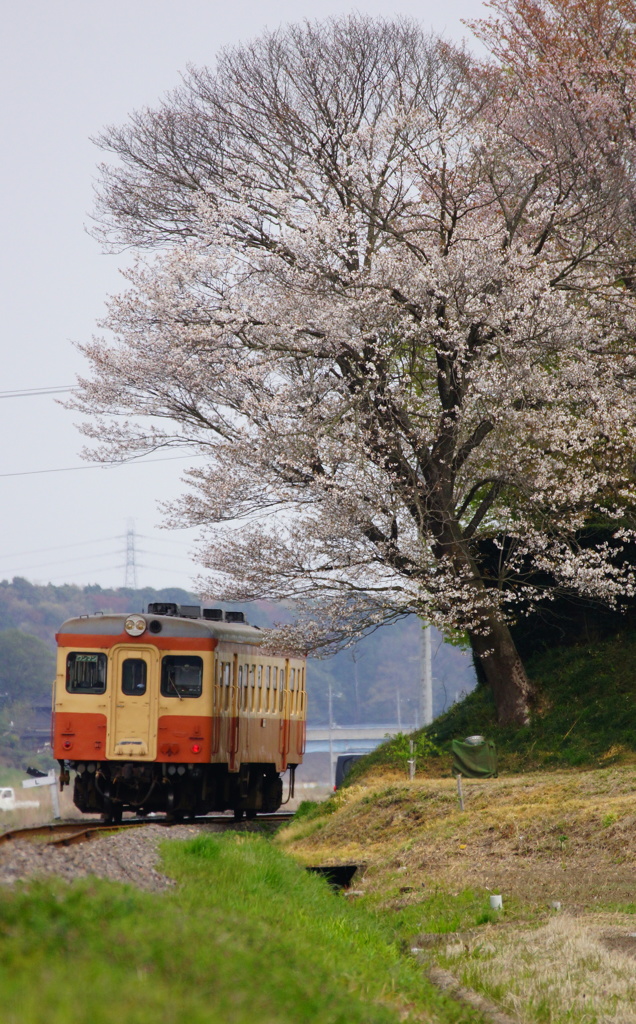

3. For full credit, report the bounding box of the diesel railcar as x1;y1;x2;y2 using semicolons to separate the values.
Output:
52;603;306;821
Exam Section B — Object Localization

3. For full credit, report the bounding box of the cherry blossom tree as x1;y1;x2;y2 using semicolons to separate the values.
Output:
74;15;636;725
471;0;636;279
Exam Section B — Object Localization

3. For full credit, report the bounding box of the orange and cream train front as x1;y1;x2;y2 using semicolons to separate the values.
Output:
52;603;306;821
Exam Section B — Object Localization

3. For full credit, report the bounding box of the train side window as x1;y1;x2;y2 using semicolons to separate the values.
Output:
247;665;254;711
122;658;147;695
289;668;296;713
256;665;263;711
66;653;107;694
222;662;231;711
279;666;285;712
262;665;269;712
271;666;278;713
236;664;245;710
161;656;203;698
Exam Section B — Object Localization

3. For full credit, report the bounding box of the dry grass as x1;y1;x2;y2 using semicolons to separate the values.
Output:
281;767;636;906
0;785;79;832
280;766;636;1024
446;913;636;1023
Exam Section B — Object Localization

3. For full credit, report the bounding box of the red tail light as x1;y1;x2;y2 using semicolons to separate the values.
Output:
191;743;201;754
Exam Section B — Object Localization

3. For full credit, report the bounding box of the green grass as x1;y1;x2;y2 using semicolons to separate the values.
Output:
0;831;487;1024
362;886;515;941
0;765;30;787
344;630;636;780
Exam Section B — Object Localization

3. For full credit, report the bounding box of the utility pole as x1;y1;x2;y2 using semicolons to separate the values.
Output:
124;519;138;589
420;623;433;728
328;682;335;788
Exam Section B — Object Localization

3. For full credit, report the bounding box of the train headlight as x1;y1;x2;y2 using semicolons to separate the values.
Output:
125;615;146;637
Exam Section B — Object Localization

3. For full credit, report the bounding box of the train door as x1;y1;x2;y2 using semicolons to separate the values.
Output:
107;645;159;760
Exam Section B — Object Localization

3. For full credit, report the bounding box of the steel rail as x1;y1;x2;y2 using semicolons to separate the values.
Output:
0;811;296;848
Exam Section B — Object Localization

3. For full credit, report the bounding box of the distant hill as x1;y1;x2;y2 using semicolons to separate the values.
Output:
0;578;197;648
0;577;476;730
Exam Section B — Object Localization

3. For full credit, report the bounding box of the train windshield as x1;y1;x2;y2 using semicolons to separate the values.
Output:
122;658;147;695
161;656;203;698
66;653;107;694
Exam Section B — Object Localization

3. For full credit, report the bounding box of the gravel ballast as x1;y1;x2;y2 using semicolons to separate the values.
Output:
0;823;232;892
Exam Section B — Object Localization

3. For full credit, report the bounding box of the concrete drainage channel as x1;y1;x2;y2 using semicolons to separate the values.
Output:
305;864;362;890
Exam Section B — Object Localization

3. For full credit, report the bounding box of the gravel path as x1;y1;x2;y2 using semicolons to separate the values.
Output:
0;823;230;892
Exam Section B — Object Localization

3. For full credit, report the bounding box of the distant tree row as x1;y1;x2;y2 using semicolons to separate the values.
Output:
0;578;197;648
0;579;475;739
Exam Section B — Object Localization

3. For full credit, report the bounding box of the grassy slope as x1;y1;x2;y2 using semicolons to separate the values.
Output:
347;629;636;779
279;766;636;1024
278;631;636;1023
0;832;486;1024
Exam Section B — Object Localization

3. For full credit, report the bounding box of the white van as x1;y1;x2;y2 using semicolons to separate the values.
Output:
0;788;17;811
0;787;39;812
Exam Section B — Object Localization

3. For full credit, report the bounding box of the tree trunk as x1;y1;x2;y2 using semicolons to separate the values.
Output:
433;522;536;727
468;616;535;726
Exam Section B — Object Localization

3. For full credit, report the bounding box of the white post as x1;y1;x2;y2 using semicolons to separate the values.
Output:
49;770;61;820
420;623;433;727
21;770;61;820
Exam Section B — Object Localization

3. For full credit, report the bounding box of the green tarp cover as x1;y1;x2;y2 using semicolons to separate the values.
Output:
451;739;497;778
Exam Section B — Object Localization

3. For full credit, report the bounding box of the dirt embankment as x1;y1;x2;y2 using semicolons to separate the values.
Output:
279;767;636;1024
279;766;636;907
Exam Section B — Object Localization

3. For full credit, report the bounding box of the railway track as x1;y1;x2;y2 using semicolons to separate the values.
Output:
0;811;295;848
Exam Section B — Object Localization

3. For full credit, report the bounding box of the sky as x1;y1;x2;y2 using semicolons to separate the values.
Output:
0;0;485;594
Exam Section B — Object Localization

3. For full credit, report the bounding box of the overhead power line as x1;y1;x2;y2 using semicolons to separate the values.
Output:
0;535;124;560
0;548;199;578
136;533;195;547
137;546;197;561
0;533;195;563
0;552;126;574
124;521;138;589
26;563;194;585
0;386;76;399
0;452;204;479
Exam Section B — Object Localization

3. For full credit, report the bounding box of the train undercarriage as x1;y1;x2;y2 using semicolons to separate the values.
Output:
61;760;290;823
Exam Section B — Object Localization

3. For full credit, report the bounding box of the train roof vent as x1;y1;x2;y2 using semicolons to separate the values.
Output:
203;608;223;621
225;611;246;623
179;605;201;619
147;602;179;616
